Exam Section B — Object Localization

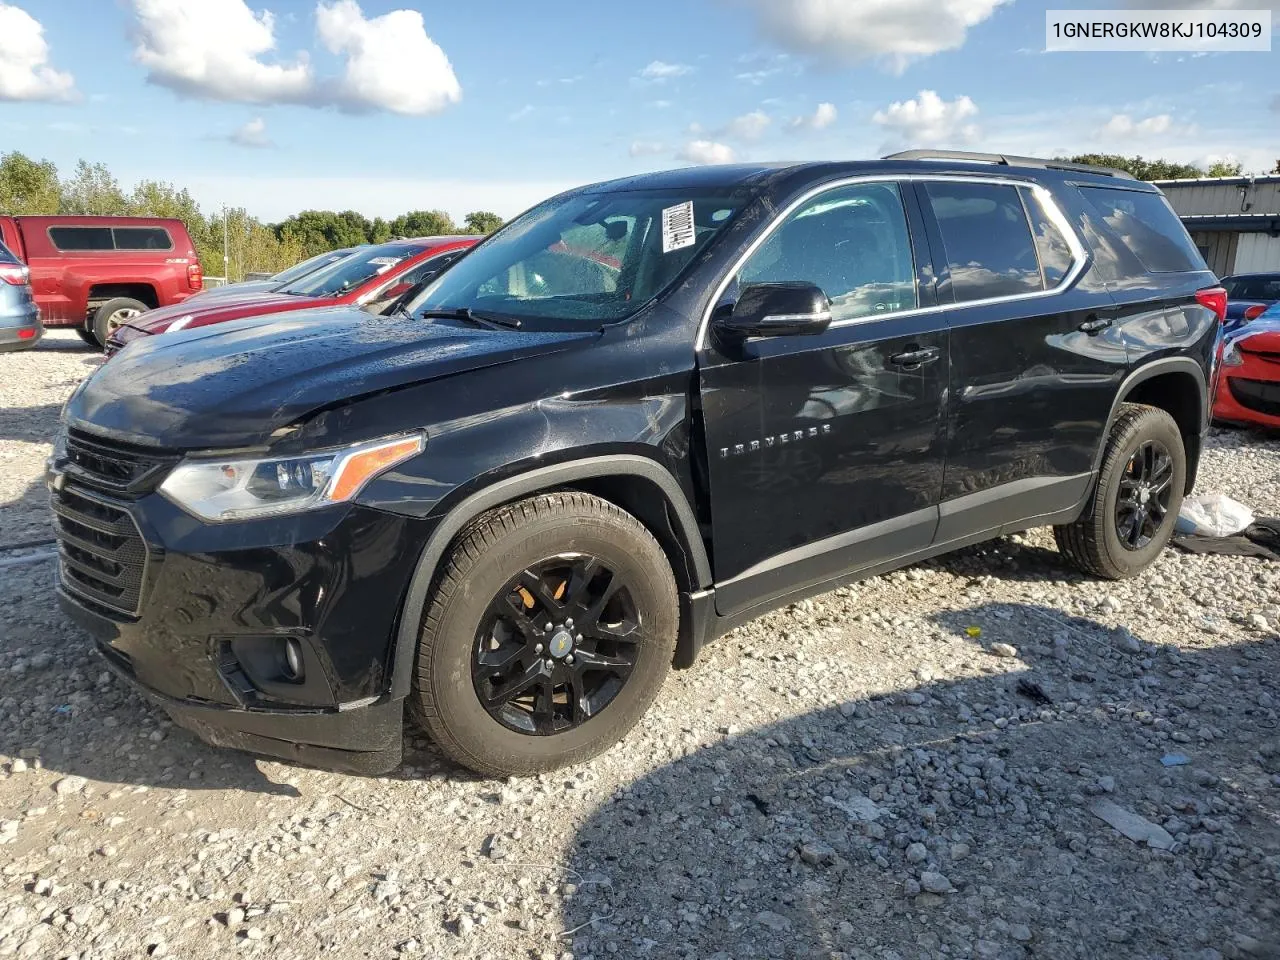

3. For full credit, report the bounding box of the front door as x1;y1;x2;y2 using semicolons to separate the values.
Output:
698;179;950;618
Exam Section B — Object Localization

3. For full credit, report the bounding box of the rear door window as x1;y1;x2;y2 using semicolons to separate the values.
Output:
1077;186;1207;274
924;181;1043;303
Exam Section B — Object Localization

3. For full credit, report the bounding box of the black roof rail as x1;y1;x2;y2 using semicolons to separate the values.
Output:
882;149;1137;181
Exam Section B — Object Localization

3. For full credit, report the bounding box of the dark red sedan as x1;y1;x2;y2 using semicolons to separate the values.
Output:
107;236;478;354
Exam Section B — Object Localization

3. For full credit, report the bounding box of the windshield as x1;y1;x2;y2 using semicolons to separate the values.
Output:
279;242;424;298
404;189;745;327
1224;275;1280;301
271;248;357;285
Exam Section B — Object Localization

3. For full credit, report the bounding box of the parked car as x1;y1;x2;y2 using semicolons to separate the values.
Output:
0;215;202;346
189;247;366;302
1222;272;1280;330
106;237;476;355
53;151;1221;778
0;239;42;352
1214;305;1280;430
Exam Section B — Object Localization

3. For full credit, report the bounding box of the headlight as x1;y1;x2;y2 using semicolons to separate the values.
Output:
159;433;424;522
1221;340;1243;367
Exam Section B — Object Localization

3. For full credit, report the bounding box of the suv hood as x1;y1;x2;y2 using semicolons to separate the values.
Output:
67;307;596;449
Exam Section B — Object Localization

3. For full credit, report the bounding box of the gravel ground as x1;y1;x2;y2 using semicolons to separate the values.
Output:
2;332;1278;960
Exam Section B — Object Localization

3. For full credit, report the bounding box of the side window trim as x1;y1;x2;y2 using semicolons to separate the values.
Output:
696;175;1090;351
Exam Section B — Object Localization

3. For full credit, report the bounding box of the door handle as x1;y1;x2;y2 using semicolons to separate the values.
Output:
1078;316;1113;334
889;347;940;368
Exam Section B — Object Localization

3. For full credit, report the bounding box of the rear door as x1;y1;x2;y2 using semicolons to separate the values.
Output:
916;178;1127;543
698;179;950;617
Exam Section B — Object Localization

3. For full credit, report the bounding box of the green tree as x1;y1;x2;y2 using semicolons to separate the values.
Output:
1206;160;1244;178
464;210;504;235
369;216;392;244
1062;154;1206;181
0;152;61;214
60;159;128;214
390;209;456;237
1270;159;1280;175
276;209;373;256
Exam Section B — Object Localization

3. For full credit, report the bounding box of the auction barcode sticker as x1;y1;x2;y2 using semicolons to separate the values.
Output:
1046;9;1271;52
662;201;696;254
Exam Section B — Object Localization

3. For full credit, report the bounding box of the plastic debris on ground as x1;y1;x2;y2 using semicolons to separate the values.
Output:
1176;494;1254;538
1161;754;1190;767
1089;799;1177;851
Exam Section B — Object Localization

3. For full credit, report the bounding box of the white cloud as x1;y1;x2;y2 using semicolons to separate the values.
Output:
790;102;838;131
679;140;736;165
737;0;1012;72
0;3;77;102
1128;0;1280;9
314;0;460;115
131;0;312;103
629;140;667;157
722;110;772;141
228;116;273;148
129;0;460;116
873;90;979;148
508;104;534;121
638;60;693;82
1099;113;1181;138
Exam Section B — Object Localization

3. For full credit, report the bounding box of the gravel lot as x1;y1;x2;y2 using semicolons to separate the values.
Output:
2;331;1278;960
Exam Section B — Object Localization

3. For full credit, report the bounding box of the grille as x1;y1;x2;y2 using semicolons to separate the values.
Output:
1229;377;1280;418
53;429;172;617
53;484;148;616
65;428;177;495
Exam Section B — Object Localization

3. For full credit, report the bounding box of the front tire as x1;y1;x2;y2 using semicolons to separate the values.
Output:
410;492;678;777
1055;403;1186;579
91;297;148;348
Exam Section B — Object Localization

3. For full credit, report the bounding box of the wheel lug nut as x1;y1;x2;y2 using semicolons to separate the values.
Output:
566;654;575;665
544;658;553;669
575;634;583;642
565;618;574;627
534;643;543;654
544;623;553;633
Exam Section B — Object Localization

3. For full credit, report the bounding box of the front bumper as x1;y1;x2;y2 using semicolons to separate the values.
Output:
51;451;434;773
1214;367;1280;430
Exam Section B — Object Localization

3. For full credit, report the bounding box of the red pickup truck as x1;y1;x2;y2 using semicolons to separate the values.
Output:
0;215;203;346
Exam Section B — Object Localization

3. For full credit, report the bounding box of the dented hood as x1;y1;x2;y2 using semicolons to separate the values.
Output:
67;307;595;449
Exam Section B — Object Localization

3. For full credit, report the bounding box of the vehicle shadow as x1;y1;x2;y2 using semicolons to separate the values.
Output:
558;604;1280;960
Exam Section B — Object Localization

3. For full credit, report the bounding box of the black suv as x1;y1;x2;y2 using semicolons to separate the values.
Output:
52;151;1223;777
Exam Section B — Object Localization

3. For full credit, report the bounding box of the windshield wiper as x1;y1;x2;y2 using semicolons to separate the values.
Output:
419;307;523;330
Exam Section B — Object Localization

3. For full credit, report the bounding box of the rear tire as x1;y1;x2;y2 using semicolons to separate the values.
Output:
1055;403;1186;579
91;297;148;348
74;328;99;348
409;492;678;777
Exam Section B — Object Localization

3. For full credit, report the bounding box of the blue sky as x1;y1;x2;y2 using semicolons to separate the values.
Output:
1;0;1277;223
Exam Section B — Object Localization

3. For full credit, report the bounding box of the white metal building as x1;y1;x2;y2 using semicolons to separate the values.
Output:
1154;175;1280;277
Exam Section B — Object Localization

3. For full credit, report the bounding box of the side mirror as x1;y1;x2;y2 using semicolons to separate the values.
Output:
714;282;832;340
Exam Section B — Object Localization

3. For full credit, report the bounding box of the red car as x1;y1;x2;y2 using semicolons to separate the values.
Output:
1214;315;1280;430
107;236;478;355
0;214;203;346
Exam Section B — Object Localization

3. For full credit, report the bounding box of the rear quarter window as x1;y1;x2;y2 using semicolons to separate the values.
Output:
48;226;114;251
112;227;173;251
1076;186;1207;274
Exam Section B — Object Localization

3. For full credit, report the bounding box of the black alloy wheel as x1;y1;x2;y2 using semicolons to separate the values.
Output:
1114;439;1175;550
473;554;641;736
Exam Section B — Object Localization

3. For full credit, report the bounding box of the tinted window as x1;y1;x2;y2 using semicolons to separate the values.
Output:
0;240;18;265
926;182;1042;302
739;181;917;322
1077;186;1207;274
1022;187;1074;287
1224;275;1280;300
112;227;173;250
49;226;114;251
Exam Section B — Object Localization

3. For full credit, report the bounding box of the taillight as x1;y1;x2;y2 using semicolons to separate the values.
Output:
0;263;29;285
1195;286;1228;323
1243;304;1266;322
188;262;203;291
